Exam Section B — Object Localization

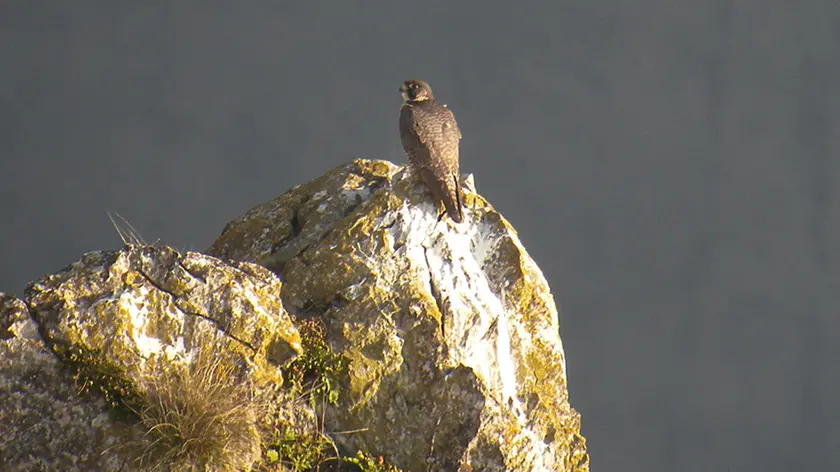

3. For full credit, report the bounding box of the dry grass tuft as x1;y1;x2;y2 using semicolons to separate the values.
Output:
133;349;260;471
107;211;150;246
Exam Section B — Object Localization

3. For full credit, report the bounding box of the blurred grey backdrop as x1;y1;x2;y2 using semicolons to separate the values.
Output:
2;2;838;471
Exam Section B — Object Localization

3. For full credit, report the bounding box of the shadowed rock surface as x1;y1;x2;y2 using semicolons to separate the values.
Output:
0;294;139;470
0;160;587;471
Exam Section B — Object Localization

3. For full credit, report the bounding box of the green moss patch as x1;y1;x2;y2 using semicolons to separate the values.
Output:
283;317;349;408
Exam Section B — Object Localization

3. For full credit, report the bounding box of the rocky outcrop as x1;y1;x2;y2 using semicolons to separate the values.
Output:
1;249;303;471
0;159;588;471
1;293;139;471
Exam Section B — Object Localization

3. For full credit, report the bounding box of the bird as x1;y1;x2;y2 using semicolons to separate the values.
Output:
398;79;464;223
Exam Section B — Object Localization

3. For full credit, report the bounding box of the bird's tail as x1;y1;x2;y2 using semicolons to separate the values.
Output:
443;174;464;223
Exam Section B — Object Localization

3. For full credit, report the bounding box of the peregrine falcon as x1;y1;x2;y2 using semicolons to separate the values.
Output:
399;79;464;223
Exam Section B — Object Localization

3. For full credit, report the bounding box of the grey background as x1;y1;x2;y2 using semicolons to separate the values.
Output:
1;2;837;471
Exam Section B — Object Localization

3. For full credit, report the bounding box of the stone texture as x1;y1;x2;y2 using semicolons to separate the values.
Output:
0;159;587;471
26;246;301;393
2;247;304;471
209;159;589;471
0;293;139;471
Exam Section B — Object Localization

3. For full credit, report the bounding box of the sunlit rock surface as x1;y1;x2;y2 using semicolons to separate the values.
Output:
27;247;301;391
0;293;138;470
2;248;302;471
210;159;589;471
0;159;587;471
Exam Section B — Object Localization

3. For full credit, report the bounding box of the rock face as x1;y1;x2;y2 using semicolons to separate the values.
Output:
2;249;303;471
1;293;138;471
0;159;588;471
209;160;588;471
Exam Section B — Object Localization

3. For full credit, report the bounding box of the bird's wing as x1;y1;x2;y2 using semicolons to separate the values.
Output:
405;104;461;173
441;105;462;141
399;105;432;168
434;106;461;175
399;103;464;222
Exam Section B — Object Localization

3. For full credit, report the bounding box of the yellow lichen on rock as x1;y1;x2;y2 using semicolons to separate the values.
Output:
1;158;587;472
208;159;588;471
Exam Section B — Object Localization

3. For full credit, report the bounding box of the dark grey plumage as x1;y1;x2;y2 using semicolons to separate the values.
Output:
399;79;464;223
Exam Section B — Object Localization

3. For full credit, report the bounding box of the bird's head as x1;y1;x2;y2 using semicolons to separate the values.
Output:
400;80;434;103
